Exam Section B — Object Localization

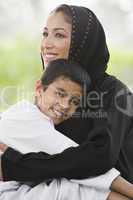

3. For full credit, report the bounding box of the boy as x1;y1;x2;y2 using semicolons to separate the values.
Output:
0;59;90;154
0;59;132;199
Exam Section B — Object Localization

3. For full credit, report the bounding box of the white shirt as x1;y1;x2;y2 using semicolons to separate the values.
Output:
0;100;120;194
0;100;78;154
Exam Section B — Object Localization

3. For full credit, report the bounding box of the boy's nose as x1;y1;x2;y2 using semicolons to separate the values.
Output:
59;98;70;110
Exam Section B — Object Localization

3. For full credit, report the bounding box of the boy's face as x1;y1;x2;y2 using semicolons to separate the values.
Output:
35;78;82;125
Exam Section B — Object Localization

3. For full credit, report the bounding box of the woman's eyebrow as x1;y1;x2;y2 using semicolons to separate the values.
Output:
53;28;66;31
43;27;68;33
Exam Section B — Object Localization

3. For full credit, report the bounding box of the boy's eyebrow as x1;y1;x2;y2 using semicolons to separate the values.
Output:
56;87;66;93
56;87;82;98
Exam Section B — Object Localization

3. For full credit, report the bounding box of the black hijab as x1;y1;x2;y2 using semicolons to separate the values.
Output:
68;5;110;85
56;5;111;142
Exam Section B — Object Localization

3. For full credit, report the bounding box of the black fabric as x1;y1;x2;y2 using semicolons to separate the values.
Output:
68;6;109;84
2;5;133;183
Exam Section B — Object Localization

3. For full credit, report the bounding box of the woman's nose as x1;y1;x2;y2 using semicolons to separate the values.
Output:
42;36;54;49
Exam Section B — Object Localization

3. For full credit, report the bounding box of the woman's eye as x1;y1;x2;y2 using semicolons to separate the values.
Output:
55;33;65;38
42;32;48;37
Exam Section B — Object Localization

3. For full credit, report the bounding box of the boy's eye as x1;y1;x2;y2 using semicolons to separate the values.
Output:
71;98;80;107
55;33;65;38
56;91;66;98
42;31;48;37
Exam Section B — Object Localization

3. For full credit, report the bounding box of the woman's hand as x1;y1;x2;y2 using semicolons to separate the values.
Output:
0;143;8;153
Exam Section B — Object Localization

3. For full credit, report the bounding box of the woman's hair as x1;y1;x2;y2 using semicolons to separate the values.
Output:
41;59;91;91
51;4;72;24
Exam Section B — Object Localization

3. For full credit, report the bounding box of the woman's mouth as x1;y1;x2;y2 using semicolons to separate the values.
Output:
44;54;57;64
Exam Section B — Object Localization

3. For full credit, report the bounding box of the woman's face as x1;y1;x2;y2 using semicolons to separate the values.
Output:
41;12;72;67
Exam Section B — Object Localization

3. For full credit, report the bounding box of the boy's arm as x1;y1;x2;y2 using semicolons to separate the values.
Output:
1;127;112;182
111;175;133;199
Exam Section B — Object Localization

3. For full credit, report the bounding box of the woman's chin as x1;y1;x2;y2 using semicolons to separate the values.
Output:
44;58;56;67
44;61;49;68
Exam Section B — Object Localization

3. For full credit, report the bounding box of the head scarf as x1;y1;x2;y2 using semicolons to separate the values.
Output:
54;6;110;141
68;5;110;84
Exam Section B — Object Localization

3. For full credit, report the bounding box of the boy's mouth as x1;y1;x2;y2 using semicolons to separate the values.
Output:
50;108;67;119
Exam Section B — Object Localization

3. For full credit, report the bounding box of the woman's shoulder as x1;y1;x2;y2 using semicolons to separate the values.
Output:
102;74;133;114
102;73;131;93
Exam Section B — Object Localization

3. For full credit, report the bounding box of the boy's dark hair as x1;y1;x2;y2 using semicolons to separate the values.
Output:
41;59;91;91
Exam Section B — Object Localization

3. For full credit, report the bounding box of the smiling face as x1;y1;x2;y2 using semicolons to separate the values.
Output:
41;11;72;67
35;78;82;125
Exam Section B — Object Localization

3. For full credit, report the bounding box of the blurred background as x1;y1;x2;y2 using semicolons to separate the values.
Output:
0;0;133;111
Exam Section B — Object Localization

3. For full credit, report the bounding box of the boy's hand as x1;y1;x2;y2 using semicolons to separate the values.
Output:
0;143;8;153
0;143;7;181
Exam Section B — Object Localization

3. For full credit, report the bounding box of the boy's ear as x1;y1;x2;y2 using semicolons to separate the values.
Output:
35;80;43;96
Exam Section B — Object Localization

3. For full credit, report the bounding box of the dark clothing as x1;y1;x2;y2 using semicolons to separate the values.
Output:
2;74;133;182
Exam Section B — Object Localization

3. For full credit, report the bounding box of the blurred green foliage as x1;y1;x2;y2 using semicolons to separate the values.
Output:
108;48;133;87
0;38;133;111
0;38;42;111
0;37;42;87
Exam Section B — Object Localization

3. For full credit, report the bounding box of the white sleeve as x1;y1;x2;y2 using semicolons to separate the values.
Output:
70;168;120;190
0;101;78;154
0;103;120;191
43;125;78;154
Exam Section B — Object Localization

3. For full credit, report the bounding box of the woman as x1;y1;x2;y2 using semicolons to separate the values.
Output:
1;4;133;199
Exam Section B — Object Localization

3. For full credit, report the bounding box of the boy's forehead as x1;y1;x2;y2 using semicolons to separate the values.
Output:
49;78;83;96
